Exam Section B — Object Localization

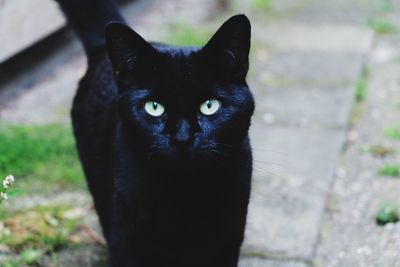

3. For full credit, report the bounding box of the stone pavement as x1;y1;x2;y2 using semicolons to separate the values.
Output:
315;3;400;266
241;1;375;266
2;0;399;266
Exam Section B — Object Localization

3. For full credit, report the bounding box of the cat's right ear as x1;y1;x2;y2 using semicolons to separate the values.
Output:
106;23;156;76
199;15;251;79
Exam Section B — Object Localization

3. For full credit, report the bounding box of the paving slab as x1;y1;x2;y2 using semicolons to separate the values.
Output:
250;52;365;89
243;123;346;259
253;24;373;54
315;34;400;267
262;0;376;25
239;258;309;267
252;85;355;129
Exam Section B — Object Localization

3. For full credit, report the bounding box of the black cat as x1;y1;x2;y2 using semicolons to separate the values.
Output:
55;0;254;266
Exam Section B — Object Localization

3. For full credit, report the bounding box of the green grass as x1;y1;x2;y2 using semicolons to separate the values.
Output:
368;0;397;34
1;249;44;267
252;0;273;10
367;18;398;34
0;205;78;251
166;24;210;46
0;205;82;266
376;0;394;14
384;127;400;139
355;66;369;102
378;165;400;177
0;124;84;191
355;77;368;102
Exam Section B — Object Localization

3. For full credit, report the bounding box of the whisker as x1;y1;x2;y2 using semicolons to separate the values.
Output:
215;142;288;156
252;148;287;154
252;159;283;167
215;142;241;149
252;166;282;178
211;149;230;157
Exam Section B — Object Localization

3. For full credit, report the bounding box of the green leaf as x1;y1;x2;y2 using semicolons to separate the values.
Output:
376;204;399;225
19;249;43;264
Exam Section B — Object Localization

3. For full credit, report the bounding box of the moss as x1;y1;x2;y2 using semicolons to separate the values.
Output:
376;203;399;225
384;127;400;140
355;66;369;102
363;144;396;157
378;165;400;177
349;102;364;126
367;18;397;34
355;78;368;102
0;203;99;266
0;205;80;253
376;0;394;14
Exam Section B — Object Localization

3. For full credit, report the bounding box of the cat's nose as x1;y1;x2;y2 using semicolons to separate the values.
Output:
172;120;191;147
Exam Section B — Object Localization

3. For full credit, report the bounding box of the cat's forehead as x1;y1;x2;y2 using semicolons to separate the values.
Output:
155;45;202;72
151;46;209;94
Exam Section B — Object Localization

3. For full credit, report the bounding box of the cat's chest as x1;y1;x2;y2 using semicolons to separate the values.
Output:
117;160;248;239
129;190;235;251
126;177;234;229
136;182;224;222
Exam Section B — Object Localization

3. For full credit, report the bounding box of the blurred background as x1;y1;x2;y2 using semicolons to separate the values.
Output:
1;0;400;266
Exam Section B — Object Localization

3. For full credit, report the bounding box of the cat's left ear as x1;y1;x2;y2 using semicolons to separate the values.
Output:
201;14;251;78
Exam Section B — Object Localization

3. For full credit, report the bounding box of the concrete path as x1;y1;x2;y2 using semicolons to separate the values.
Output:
240;1;375;266
315;2;400;266
3;0;400;266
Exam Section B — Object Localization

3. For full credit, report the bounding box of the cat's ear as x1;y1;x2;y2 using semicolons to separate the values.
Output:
201;15;251;78
106;23;156;75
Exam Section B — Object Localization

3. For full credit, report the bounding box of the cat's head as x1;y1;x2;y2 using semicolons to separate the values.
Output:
106;15;254;168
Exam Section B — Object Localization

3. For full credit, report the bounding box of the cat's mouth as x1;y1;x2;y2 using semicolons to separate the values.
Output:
169;147;196;163
148;146;204;170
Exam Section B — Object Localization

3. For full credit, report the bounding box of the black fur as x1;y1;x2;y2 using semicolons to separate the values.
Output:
55;1;254;266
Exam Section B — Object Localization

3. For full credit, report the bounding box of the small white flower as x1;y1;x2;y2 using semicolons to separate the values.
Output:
5;175;15;184
0;192;8;200
3;175;15;189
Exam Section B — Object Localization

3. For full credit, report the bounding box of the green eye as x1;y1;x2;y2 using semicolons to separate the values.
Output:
200;99;221;116
144;101;165;117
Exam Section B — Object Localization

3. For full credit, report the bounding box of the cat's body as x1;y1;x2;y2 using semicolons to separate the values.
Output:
55;0;254;266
